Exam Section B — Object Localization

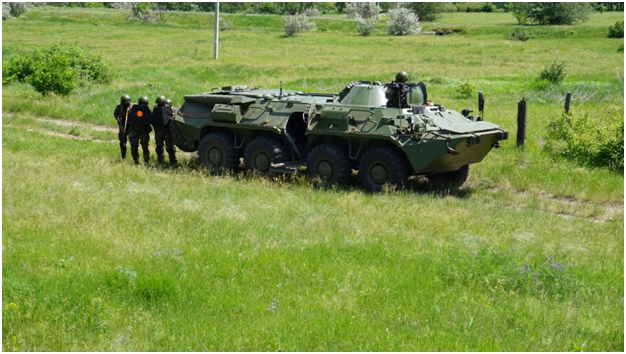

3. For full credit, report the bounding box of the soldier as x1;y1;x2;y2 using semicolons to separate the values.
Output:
152;95;177;165
385;71;410;108
128;96;152;165
113;94;132;159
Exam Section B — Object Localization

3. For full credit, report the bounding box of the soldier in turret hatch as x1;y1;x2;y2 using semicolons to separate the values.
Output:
385;71;410;108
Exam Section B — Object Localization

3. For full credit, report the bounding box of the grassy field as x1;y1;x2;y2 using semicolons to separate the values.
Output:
2;7;624;351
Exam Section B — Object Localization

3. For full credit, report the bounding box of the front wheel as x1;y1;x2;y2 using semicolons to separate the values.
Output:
358;146;408;192
306;143;351;186
197;131;240;173
244;136;287;176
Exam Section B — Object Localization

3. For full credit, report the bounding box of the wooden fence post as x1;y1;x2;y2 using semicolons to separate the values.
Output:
517;98;527;148
564;92;572;114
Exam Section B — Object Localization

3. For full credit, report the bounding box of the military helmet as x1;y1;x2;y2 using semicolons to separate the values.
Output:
395;71;409;83
156;95;167;105
165;99;172;106
138;96;149;105
120;94;131;103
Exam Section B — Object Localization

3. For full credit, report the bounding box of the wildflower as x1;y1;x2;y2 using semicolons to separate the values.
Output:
8;302;17;309
551;262;566;271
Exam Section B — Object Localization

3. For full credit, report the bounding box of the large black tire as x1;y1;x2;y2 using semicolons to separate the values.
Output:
306;143;351;186
169;121;196;152
428;165;470;188
197;131;240;173
358;146;408;192
243;136;288;176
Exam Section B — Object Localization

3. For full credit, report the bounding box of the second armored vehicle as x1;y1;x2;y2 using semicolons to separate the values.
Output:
170;79;508;191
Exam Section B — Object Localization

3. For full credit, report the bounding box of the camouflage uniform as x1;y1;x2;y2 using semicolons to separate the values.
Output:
152;97;177;165
113;99;132;158
128;100;152;164
385;71;410;108
153;124;177;164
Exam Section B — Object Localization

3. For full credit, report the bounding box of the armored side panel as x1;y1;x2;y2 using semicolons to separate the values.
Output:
150;106;173;126
128;105;152;124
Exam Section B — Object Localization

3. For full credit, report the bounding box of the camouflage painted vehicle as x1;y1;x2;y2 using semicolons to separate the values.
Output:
170;80;508;191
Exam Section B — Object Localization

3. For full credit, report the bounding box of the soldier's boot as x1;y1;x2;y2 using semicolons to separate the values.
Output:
157;154;164;164
131;147;139;165
120;146;127;159
169;155;178;166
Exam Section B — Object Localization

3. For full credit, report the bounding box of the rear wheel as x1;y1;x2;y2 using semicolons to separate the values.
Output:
306;143;351;186
428;165;470;188
244;136;288;176
358;146;408;192
197;131;240;173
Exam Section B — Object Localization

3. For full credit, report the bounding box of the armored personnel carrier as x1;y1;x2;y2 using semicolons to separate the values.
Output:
170;79;508;191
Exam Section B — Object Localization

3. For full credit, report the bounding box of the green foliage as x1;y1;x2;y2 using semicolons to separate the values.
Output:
608;21;624;38
507;28;530;41
128;2;162;22
405;2;446;22
282;14;316;37
2;2;28;20
538;60;568;85
386;6;422;36
2;41;114;96
510;2;593;25
456;81;476;98
545;110;624;171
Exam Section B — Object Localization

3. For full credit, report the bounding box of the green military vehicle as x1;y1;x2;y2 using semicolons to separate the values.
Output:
170;78;508;191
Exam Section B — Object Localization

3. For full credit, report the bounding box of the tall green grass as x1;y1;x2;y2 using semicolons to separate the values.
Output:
2;7;624;351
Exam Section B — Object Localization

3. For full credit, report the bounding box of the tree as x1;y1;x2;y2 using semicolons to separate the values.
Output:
510;2;593;25
406;2;446;22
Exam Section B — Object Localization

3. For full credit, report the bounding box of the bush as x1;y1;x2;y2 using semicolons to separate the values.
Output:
2;41;114;96
283;14;316;37
129;2;162;22
302;7;320;18
355;15;376;36
608;21;624;38
344;2;380;19
538;60;568;85
386;7;421;36
405;2;446;22
456;81;476;99
219;17;234;31
545;111;624;171
510;2;592;25
2;2;28;20
508;28;531;41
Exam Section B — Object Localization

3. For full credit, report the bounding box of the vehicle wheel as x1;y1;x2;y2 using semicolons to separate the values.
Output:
244;136;288;176
306;143;351;186
428;165;470;188
358;146;408;192
169;121;196;152
197;131;240;173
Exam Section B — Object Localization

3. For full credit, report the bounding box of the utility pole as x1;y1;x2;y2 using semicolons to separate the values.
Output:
214;2;219;60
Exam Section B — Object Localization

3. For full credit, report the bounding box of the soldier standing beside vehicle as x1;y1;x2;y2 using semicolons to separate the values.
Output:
113;94;132;159
128;96;152;165
152;95;177;165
